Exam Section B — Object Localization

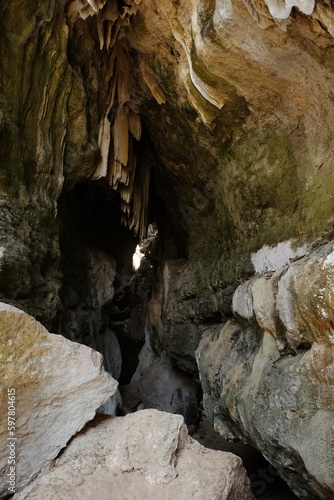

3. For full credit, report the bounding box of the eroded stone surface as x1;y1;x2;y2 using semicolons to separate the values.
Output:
2;2;334;499
14;410;254;500
132;357;200;427
197;242;334;499
234;242;334;349
0;304;117;498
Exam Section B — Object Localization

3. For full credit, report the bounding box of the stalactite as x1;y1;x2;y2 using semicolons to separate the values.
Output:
96;17;105;49
120;144;151;240
140;60;167;105
75;0;148;238
119;138;136;203
76;0;108;20
105;39;148;239
105;20;113;49
113;106;129;167
116;45;131;106
129;110;142;141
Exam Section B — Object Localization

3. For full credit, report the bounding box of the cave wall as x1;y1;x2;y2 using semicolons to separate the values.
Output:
127;0;334;379
3;0;334;333
197;241;334;499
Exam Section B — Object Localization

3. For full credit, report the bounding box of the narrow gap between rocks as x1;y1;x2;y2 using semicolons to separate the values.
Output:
56;162;298;500
193;416;299;500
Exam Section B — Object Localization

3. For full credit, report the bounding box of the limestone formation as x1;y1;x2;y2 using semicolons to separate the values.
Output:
2;0;334;499
146;260;222;374
197;242;334;499
14;410;254;500
0;304;117;498
129;357;200;427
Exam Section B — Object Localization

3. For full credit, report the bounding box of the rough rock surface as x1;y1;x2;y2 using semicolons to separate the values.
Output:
146;260;222;374
14;410;254;500
126;356;200;427
57;180;138;382
2;1;334;499
0;303;117;498
2;0;334;333
197;242;334;500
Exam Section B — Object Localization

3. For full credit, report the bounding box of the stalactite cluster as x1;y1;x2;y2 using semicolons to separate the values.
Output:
73;0;149;238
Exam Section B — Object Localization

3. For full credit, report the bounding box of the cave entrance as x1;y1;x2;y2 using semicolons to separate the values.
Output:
56;164;298;500
110;227;159;384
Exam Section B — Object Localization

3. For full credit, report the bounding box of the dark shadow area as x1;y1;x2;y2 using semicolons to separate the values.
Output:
57;178;158;386
192;415;299;500
56;179;137;368
116;335;144;384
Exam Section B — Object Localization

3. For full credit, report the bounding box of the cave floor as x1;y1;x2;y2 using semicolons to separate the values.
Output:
192;416;298;500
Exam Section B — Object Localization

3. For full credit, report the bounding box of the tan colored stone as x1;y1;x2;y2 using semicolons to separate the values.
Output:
0;304;117;498
197;320;334;499
14;410;254;500
251;275;277;337
276;244;334;349
199;243;334;498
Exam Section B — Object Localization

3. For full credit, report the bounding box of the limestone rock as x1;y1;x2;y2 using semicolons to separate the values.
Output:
60;244;117;345
197;242;334;499
234;241;334;350
0;304;118;498
109;257;156;342
14;410;254;500
146;260;221;374
98;389;123;416
3;2;334;499
133;358;200;427
95;329;122;379
131;339;159;382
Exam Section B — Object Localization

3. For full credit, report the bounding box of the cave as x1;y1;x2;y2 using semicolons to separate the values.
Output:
1;1;334;499
57;156;298;500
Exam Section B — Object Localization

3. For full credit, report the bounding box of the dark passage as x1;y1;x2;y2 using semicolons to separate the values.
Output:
193;416;299;500
57;177;299;500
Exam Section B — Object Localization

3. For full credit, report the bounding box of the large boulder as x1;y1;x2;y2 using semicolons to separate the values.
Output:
14;409;254;500
0;303;117;498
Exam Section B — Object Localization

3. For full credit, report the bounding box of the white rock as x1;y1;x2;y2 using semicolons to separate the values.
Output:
264;0;315;19
0;304;118;498
232;279;255;321
322;250;334;268
251;240;309;274
0;302;25;314
14;410;254;500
